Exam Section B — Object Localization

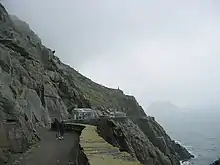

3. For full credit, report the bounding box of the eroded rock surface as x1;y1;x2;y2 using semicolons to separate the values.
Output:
134;117;194;162
98;118;175;165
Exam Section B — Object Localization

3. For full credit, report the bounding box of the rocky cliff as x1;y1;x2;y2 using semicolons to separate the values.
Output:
97;118;193;165
0;3;192;165
211;158;220;165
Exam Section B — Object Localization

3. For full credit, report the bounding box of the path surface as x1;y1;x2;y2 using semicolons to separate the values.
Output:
17;129;78;165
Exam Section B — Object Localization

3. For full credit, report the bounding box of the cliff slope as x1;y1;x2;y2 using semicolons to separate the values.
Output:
80;124;141;165
0;3;193;165
210;158;220;165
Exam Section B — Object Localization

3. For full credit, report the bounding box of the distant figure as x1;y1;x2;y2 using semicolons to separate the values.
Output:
59;120;65;140
54;118;60;139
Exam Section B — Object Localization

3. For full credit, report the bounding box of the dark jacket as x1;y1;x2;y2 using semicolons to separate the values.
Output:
59;121;65;136
54;118;60;131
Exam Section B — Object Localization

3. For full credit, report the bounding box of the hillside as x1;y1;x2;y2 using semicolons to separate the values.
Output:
0;3;193;165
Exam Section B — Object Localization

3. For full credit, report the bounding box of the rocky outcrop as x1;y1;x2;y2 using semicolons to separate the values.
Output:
97;117;194;165
0;3;193;165
210;158;220;165
97;118;175;165
134;117;194;162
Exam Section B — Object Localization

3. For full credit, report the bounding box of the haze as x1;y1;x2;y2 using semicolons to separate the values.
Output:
2;0;220;109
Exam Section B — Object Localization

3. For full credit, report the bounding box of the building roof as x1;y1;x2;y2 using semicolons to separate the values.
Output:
74;108;95;113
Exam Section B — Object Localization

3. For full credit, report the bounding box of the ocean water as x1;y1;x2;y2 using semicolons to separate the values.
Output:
153;109;220;165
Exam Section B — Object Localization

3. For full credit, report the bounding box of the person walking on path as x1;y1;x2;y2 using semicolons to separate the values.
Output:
59;120;65;140
54;118;60;140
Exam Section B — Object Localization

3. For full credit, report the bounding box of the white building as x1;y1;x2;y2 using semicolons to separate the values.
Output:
107;111;126;118
72;108;99;120
114;111;126;117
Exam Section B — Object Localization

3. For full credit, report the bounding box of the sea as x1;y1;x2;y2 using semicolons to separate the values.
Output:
150;108;220;165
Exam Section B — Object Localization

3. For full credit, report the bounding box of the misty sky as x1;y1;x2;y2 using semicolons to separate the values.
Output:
2;0;220;108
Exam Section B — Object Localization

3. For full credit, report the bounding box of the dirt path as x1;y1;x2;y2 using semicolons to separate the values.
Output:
17;129;78;165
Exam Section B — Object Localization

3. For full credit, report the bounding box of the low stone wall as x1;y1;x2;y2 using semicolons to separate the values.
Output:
50;121;86;135
62;123;90;165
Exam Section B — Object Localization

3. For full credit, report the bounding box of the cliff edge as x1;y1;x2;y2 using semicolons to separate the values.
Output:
210;158;220;165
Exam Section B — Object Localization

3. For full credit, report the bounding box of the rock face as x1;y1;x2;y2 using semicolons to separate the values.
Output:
0;3;89;163
210;159;220;165
98;118;172;165
134;117;194;162
97;118;193;165
0;3;193;165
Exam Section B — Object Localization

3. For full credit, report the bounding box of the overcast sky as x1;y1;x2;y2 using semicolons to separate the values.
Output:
2;0;220;109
